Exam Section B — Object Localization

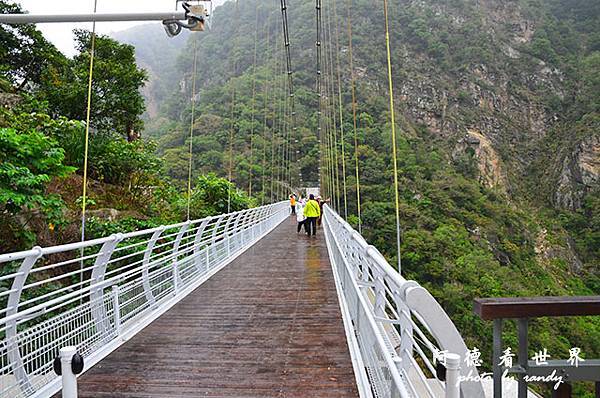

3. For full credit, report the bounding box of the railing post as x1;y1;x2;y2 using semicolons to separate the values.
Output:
370;248;386;319
112;285;121;336
493;318;503;398
193;219;210;273
6;247;42;394
172;222;190;294
517;318;529;398
394;293;413;370
142;227;164;306
250;208;258;241
59;346;78;398
211;215;225;260
232;210;245;251
445;353;461;398
391;357;404;398
90;234;122;336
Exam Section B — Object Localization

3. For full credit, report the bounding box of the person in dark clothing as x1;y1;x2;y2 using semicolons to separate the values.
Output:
303;194;321;236
316;196;329;226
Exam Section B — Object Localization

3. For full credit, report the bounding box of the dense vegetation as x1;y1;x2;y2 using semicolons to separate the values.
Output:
0;1;253;254
0;0;597;395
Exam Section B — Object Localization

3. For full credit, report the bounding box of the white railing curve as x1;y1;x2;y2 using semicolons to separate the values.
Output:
0;202;288;398
323;205;485;398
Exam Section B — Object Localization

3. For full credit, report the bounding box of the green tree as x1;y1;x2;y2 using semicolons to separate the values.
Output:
40;30;148;140
0;1;68;90
186;173;255;219
0;128;75;250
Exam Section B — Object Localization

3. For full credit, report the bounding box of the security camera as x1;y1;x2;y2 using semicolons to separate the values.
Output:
163;21;182;38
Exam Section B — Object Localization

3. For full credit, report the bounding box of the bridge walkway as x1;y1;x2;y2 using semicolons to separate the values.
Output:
72;215;358;397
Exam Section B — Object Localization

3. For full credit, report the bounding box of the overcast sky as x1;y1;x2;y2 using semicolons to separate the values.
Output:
16;1;224;56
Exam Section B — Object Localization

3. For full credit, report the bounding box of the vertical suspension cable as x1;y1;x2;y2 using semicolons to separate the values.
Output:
270;15;283;203
345;0;362;232
325;0;341;212
227;0;240;213
80;0;98;302
332;0;348;219
279;0;297;191
260;14;272;205
281;66;290;198
383;0;402;272
321;10;336;208
187;37;199;220
248;0;260;197
279;29;288;200
315;0;323;193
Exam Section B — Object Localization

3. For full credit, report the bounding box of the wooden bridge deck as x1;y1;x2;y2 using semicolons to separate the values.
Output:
75;216;358;397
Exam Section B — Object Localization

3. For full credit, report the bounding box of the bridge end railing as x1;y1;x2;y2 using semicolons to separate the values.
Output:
323;205;485;398
0;202;288;398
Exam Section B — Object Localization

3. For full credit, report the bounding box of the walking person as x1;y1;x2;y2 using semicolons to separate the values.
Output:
296;197;307;233
290;194;296;215
316;196;329;226
303;194;321;236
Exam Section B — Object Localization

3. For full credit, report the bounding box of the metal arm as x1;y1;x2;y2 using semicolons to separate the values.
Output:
0;12;188;24
0;2;205;37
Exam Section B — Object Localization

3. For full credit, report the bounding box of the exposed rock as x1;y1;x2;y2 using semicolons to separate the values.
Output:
487;233;511;266
512;20;536;44
502;45;521;59
86;208;144;222
0;93;22;109
453;129;508;192
554;135;600;210
535;229;583;274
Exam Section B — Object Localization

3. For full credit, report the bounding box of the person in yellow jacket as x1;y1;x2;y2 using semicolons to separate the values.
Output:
290;194;296;215
303;194;321;236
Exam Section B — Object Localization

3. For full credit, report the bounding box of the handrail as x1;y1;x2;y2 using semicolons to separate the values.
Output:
0;202;288;398
474;296;600;320
474;296;600;398
323;205;485;398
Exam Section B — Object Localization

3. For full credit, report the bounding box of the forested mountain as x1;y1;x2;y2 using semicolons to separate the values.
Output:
111;24;189;119
125;0;599;395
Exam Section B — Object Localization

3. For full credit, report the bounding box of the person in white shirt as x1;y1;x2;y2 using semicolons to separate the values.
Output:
296;197;307;234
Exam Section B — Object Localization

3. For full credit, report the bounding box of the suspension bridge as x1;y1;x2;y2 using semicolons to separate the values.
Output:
0;203;485;398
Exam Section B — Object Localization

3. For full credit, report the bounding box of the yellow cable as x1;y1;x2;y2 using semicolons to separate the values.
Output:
80;0;98;304
248;0;259;197
345;0;362;233
81;0;98;241
325;0;341;212
227;0;240;212
270;35;284;203
187;37;199;221
383;0;402;272
331;0;347;219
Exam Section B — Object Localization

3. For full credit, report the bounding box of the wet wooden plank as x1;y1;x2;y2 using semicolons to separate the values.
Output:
75;216;358;397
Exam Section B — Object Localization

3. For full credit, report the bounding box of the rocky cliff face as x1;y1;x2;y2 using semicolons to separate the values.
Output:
365;0;598;210
555;135;600;210
453;129;509;192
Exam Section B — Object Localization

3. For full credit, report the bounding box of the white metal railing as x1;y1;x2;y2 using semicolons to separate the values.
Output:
323;205;485;398
0;202;288;398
